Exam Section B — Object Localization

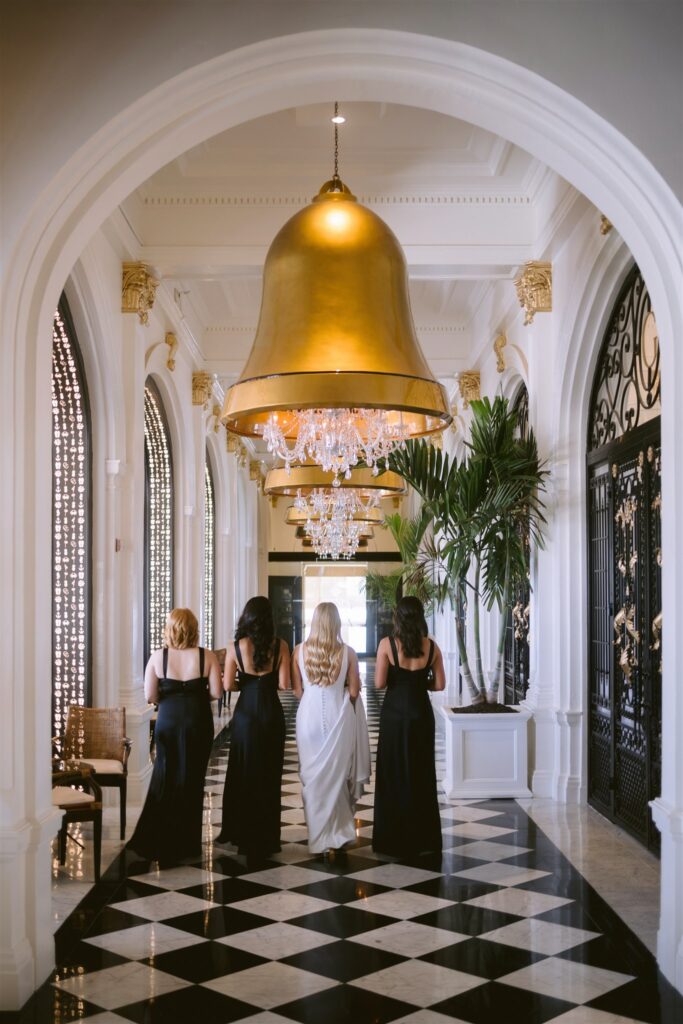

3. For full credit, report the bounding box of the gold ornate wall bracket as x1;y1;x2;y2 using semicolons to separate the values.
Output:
211;404;221;432
192;371;212;408
599;214;613;235
493;333;507;373
122;262;159;324
515;261;552;326
458;371;480;409
165;332;178;371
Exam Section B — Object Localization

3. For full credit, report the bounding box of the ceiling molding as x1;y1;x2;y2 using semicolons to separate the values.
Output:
140;191;532;208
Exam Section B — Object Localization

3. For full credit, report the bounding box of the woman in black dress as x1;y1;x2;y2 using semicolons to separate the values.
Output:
129;608;223;867
372;596;445;857
216;597;290;861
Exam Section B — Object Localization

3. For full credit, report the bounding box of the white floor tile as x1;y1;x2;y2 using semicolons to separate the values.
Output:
347;864;442;888
443;822;517;839
347;890;453;920
84;922;207;958
219;921;337;958
500;956;634;1003
241;864;329;889
464;888;573;918
202;961;338;1008
128;866;228;890
452;863;550;887
109;891;218;921
348;920;465;957
350;959;486;1006
449;839;531;861
229;890;336;921
53;961;189;1009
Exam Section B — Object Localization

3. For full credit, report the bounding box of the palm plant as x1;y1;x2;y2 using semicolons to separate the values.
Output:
385;395;548;705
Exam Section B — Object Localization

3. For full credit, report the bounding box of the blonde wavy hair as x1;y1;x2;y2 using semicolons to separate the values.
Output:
163;608;199;650
304;602;344;687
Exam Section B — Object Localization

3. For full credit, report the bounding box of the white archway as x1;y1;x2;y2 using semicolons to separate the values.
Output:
2;28;682;1007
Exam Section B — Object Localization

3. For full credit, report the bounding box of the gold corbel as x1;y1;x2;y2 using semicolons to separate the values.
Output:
211;404;221;432
122;262;158;325
192;371;212;408
514;261;552;326
458;371;480;409
165;332;178;371
493;333;507;373
599;215;613;235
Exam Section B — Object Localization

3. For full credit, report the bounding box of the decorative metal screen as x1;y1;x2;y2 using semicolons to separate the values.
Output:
587;266;662;852
204;449;215;649
589;266;660;450
52;298;92;737
144;378;174;665
503;383;531;705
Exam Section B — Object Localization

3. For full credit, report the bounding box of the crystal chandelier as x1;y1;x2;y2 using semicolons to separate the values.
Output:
306;516;366;559
222;103;451;479
293;487;380;523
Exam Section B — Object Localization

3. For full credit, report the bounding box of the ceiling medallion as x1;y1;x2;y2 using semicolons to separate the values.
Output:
221;103;451;481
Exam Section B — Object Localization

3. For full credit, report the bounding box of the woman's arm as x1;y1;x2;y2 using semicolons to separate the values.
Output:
374;637;390;690
206;650;223;701
223;647;240;692
277;638;291;691
346;647;361;701
144;651;160;704
429;643;446;692
291;645;303;699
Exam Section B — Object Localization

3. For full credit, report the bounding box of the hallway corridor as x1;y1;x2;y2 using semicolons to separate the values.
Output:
21;679;682;1023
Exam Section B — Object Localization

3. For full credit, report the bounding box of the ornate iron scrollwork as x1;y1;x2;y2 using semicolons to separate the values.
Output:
589;269;660;451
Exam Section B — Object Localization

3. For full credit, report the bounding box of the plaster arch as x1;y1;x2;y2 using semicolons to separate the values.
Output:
3;27;683;1007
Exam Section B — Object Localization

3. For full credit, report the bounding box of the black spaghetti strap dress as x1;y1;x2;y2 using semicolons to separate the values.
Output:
129;647;213;864
372;637;442;857
216;640;285;857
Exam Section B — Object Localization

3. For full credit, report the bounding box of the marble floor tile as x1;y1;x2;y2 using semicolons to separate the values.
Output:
202;960;339;1008
348;920;466;957
463;888;573;918
84;922;207;958
500;956;635;1004
350;959;486;1006
442;821;518;839
347;864;442;889
452;862;550;887
241;864;329;889
53;961;190;1009
481;918;601;954
219;921;338;958
128;865;228;889
230;890;336;921
347;890;454;920
109;891;218;921
448;839;532;861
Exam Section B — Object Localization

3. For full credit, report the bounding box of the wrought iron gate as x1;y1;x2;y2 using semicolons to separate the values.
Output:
504;383;531;705
587;266;661;852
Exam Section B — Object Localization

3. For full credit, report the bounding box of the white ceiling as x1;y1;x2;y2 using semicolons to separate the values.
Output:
118;101;576;382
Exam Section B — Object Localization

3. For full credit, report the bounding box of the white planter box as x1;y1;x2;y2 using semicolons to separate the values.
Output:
440;706;532;799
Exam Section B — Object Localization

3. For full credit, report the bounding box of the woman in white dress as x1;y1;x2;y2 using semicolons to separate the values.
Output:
292;602;371;854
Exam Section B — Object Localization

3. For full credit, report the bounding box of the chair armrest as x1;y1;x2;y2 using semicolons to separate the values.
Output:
83;774;103;803
122;738;132;768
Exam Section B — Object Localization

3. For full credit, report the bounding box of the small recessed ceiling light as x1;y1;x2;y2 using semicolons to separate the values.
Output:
331;114;346;124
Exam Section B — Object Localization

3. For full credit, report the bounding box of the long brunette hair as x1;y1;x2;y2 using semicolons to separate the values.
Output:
393;596;428;658
304;602;343;687
235;596;276;671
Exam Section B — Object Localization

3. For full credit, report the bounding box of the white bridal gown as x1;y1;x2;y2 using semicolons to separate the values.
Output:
296;645;371;853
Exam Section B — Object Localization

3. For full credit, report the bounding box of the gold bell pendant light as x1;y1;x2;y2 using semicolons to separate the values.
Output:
221;103;451;481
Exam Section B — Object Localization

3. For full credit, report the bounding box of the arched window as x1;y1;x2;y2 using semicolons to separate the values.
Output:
52;297;92;737
204;447;216;649
144;378;174;665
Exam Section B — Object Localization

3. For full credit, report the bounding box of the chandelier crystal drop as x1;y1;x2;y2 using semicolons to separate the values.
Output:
306;517;365;559
293;487;380;522
261;408;407;483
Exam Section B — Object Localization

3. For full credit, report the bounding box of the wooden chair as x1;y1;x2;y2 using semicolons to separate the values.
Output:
52;773;103;881
63;706;132;840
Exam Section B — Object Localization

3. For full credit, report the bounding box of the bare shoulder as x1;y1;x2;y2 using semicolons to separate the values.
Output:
346;644;358;664
277;637;290;656
376;636;390;655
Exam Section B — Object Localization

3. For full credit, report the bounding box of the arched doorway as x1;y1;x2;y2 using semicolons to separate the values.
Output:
587;265;662;852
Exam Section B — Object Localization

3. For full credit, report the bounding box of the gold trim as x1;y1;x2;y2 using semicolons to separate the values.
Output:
192;371;212;408
121;262;158;325
264;466;406;497
222;372;451;437
493;333;507;373
459;371;480;409
515;261;552;326
165;332;178;371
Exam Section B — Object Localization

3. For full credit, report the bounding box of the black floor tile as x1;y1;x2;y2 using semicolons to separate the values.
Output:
180;877;277;904
420;935;547;979
406;875;503;902
145;938;266;982
291;875;390;904
290;904;397;938
170;905;270;940
586;974;683;1023
50;940;128;976
276;982;416;1023
282;938;405;981
118;984;257;1024
432;979;576;1023
413;903;522;936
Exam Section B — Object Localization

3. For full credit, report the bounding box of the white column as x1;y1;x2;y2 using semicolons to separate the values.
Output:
117;315;152;807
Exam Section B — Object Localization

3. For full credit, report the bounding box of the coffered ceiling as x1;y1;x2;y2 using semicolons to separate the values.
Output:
117;101;577;382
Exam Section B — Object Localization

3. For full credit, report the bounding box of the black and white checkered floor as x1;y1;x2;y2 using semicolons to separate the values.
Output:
20;673;682;1022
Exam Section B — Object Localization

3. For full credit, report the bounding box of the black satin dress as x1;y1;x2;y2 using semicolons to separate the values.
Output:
373;637;442;857
129;647;213;864
216;640;285;857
